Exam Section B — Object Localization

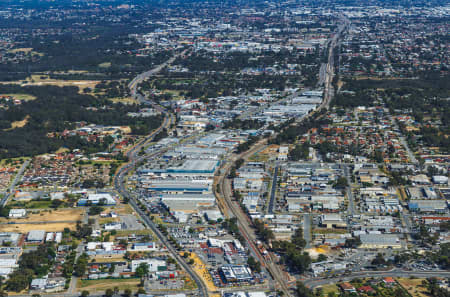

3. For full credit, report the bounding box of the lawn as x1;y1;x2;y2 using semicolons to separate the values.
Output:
318;284;338;295
77;278;140;292
8;200;53;209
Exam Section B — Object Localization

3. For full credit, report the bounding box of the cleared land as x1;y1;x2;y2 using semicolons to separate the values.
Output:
8;208;84;223
397;278;428;297
0;75;99;93
188;252;218;293
77;278;140;292
91;254;125;263
0;222;76;232
7;115;30;130
0;209;84;232
7;48;44;56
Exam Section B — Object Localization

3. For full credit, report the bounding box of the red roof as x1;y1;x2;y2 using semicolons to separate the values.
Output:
358;286;375;293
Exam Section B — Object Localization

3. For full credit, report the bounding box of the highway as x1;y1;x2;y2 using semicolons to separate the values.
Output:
304;269;450;289
114;52;209;297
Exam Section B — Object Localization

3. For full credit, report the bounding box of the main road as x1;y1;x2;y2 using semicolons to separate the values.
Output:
114;50;209;297
304;269;450;289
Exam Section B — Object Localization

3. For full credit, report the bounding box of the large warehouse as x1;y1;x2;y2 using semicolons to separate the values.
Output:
167;159;219;176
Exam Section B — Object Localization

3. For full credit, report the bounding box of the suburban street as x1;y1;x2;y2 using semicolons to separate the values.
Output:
0;159;30;207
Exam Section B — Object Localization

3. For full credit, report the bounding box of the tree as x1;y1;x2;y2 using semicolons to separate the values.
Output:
333;176;348;189
81;291;89;297
295;281;314;297
135;263;149;279
371;253;387;266
123;289;132;297
6;270;32;292
317;254;328;262
289;143;309;161
74;254;89;277
50;199;64;209
247;256;261;273
254;219;275;243
88;206;104;216
104;288;113;297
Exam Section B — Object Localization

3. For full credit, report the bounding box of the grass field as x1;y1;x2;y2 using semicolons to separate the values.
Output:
248;153;269;162
397;278;428;297
0;75;100;93
114;229;153;237
317;283;338;295
8;200;53;209
1;93;37;101
77;278;140;292
313;228;348;234
98;217;120;225
108;97;139;105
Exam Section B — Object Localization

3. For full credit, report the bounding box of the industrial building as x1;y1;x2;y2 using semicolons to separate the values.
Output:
78;193;116;206
160;194;216;211
219;265;253;284
408;200;448;213
27;230;46;243
131;258;166;272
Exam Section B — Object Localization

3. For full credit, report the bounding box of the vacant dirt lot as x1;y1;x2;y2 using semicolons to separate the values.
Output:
0;209;84;232
0;209;84;223
0;222;76;232
78;278;140;292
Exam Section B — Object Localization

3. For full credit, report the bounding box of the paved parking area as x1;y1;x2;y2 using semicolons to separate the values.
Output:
120;214;145;230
